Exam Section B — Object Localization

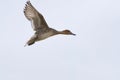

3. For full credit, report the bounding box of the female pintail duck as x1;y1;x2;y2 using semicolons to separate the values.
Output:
24;1;75;46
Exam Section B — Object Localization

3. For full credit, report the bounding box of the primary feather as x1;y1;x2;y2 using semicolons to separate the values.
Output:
24;1;48;31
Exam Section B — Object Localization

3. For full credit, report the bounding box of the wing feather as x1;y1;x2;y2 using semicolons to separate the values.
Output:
24;1;49;31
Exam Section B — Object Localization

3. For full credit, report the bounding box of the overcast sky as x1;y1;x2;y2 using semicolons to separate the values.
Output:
0;0;120;80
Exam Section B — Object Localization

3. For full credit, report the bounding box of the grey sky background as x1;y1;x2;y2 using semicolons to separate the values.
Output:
0;0;120;80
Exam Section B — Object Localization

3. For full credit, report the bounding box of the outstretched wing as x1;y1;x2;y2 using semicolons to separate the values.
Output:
24;1;49;31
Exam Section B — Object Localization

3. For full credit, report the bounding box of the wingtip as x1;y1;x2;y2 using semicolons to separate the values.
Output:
26;0;31;4
24;0;30;13
27;0;30;2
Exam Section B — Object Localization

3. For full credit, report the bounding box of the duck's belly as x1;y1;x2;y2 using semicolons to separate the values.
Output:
37;31;54;41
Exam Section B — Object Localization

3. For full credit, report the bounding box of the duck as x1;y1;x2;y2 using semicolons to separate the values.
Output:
24;1;75;46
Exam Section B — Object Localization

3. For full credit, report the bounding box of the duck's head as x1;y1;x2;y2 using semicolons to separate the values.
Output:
60;30;76;36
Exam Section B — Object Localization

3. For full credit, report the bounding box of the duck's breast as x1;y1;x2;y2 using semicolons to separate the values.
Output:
38;31;55;40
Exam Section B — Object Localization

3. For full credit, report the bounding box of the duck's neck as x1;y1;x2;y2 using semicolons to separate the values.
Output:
56;31;66;35
50;28;67;35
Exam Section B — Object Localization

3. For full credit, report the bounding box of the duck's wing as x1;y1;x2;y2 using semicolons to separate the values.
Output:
24;1;49;31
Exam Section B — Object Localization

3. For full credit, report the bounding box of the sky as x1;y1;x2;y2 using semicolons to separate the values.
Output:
0;0;120;80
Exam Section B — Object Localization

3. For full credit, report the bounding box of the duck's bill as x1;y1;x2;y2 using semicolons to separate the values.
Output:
71;33;76;36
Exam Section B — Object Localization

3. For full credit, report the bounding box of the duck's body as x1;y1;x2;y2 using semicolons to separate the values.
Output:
24;1;75;46
36;28;57;41
27;28;57;45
